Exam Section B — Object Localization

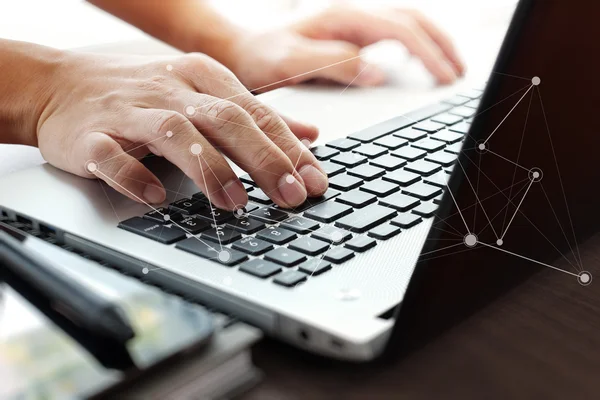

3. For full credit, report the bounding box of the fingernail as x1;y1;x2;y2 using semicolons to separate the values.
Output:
355;62;387;86
221;179;248;209
278;173;307;207
143;184;166;204
299;164;328;195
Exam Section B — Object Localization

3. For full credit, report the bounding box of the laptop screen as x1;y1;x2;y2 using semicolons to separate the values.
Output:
389;0;599;353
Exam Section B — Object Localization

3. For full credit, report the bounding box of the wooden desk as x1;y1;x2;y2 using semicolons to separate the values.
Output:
245;235;600;400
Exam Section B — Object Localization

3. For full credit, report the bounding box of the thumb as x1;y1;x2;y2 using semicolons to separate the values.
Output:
295;39;386;86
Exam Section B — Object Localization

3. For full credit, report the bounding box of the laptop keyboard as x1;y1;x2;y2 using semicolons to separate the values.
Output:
118;90;482;288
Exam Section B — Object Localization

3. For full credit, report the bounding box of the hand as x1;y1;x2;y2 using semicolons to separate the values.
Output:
227;5;465;91
37;52;328;210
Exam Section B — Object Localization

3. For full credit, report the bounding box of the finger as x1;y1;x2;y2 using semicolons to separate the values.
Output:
180;58;328;197
181;94;311;208
278;113;320;146
82;132;166;204
403;9;465;76
129;108;247;211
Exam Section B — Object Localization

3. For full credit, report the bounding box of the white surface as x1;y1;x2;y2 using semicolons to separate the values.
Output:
0;0;515;174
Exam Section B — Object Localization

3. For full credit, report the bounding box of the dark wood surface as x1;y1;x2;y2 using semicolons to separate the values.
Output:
244;234;600;400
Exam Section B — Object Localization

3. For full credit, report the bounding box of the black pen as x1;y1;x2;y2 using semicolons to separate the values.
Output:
0;224;135;344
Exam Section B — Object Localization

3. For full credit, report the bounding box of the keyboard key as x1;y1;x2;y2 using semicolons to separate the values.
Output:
374;135;408;150
335;204;397;233
311;225;352;244
280;216;320;234
444;142;463;155
288;236;330;256
412;202;439;218
433;195;444;205
323;247;355;264
330;152;368;168
465;99;481;109
171;215;211;235
368;224;401;240
352;143;388;158
273;270;308;287
431;113;463;125
348;117;414;143
423;171;450;188
311;146;339;161
232;237;273;255
257;226;297;245
442;95;470;106
319;161;345;177
402;182;443;200
226;217;265;234
382;170;421;187
449;106;475;118
298;259;332;276
240;174;256;186
176;238;248;266
430;130;464;144
197;207;234;224
392;146;427;161
347;164;385;181
411;139;445;152
282;189;340;213
360;179;399;197
169;197;205;215
391;214;422;229
304;201;353;223
201;226;242;244
328;174;363;191
412;120;445;133
248;188;273;204
264;247;307;267
249;207;288;223
459;89;483;99
393;128;427;142
426;151;456;167
192;192;207;202
404;102;451;121
370;154;407;171
448;121;471;134
243;182;254;192
335;190;377;208
143;207;171;223
239;259;281;278
379;192;420;212
119;217;186;244
345;236;377;252
326;137;361;151
404;160;442;176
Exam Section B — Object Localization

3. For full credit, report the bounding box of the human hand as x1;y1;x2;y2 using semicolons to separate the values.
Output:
36;52;328;210
226;5;465;91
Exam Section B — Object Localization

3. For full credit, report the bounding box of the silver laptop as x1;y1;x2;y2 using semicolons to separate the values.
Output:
1;0;593;361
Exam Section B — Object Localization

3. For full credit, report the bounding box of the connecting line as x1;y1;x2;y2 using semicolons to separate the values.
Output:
482;84;534;145
443;181;470;234
478;241;579;277
197;155;223;251
98;135;166;166
500;178;534;240
486;149;530;172
339;62;371;95
95;170;219;253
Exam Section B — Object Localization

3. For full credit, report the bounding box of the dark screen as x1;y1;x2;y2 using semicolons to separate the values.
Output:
388;0;600;355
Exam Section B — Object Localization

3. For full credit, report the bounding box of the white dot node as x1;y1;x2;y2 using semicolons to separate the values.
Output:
190;143;203;156
233;205;247;219
478;143;486;151
529;167;543;182
142;267;149;275
464;233;478;247
184;105;196;117
166;130;173;138
331;231;343;243
285;175;296;184
86;161;98;173
532;76;541;86
166;64;173;72
496;239;504;246
163;214;171;222
218;250;231;263
578;271;592;286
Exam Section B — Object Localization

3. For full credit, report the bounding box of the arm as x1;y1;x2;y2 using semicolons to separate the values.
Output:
87;0;242;67
0;40;63;146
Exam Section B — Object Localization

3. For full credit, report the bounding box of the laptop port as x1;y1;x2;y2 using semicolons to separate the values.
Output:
39;223;57;235
16;215;33;226
330;337;345;350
